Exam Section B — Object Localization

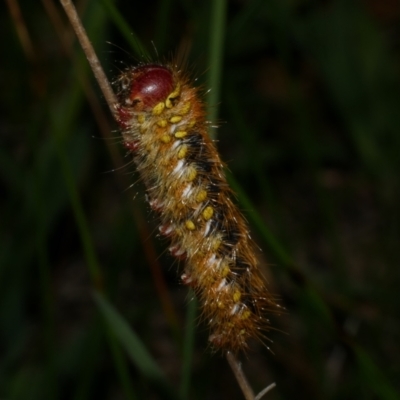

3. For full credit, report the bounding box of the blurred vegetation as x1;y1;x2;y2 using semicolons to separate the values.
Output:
1;0;400;399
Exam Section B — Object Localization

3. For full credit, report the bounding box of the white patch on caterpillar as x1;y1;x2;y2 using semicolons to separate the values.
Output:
206;254;217;269
203;220;212;237
181;272;193;285
172;159;185;176
170;140;181;151
182;184;193;199
230;304;240;315
217;279;227;291
169;244;185;257
159;223;174;236
149;198;164;211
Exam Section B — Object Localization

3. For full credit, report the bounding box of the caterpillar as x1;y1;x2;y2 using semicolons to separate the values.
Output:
114;62;279;352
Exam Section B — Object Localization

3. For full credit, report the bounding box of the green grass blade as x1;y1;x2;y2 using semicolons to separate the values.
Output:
207;0;228;131
354;345;399;400
93;292;181;400
100;0;149;58
179;292;197;399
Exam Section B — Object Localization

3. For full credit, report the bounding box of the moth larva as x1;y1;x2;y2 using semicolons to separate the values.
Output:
115;62;280;352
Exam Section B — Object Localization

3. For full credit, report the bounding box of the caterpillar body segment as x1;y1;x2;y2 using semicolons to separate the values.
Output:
115;63;279;352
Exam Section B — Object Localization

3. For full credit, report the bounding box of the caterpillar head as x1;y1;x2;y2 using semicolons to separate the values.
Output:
116;64;174;112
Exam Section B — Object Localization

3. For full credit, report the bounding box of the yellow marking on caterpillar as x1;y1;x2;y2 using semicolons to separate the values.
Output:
218;302;224;309
137;114;145;124
196;189;207;202
177;144;188;159
233;290;241;303
185;220;195;230
202;206;213;220
160;134;171;143
187;119;196;128
157;119;168;127
186;167;197;182
152;102;165;115
165;84;181;108
241;311;251;320
221;264;230;277
180;102;191;115
170;116;182;123
212;238;222;251
175;131;187;138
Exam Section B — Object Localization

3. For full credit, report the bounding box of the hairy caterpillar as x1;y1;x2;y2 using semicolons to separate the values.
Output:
114;62;280;352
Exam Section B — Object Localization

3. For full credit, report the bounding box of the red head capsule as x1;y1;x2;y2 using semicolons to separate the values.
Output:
118;65;174;111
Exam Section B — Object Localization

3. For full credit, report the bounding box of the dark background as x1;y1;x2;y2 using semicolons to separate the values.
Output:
1;0;399;399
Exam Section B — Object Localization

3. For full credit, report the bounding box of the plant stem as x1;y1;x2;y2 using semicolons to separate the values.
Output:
59;0;118;119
